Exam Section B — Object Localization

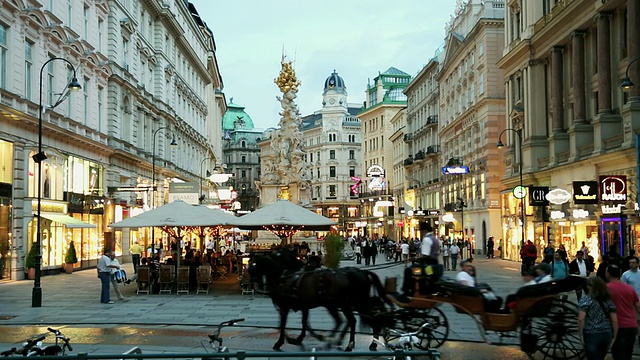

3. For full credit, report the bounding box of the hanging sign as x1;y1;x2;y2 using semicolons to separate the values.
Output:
545;188;572;205
599;175;627;202
573;181;598;204
601;204;623;214
529;186;549;206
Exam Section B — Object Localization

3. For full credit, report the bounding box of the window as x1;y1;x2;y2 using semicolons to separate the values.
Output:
98;19;103;52
310;153;313;162
349;166;355;177
317;152;320;161
330;166;336;178
83;79;88;125
317;168;320;178
241;170;246;178
328;185;337;198
241;155;246;163
349;150;355;160
83;5;89;39
241;140;246;148
479;73;485;94
47;56;54;106
388;88;407;101
478;41;484;56
97;87;103;131
0;25;7;89
227;156;231;164
24;40;33;100
328;133;336;142
67;0;73;27
329;150;335;159
123;39;129;68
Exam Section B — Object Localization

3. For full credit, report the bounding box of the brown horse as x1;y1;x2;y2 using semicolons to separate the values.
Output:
249;251;393;351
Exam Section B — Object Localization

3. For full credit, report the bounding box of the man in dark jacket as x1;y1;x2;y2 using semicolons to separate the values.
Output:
568;250;594;300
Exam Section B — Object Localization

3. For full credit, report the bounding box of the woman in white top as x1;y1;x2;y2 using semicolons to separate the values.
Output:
441;242;451;271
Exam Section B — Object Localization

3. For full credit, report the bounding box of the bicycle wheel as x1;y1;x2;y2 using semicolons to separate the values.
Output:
391;307;449;349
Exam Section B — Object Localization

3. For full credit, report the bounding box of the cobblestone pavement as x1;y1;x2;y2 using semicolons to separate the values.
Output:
0;253;632;358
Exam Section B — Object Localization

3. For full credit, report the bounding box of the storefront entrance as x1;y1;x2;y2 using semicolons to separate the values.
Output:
601;216;626;256
0;184;11;280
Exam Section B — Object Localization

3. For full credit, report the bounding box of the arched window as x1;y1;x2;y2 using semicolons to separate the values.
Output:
241;140;246;148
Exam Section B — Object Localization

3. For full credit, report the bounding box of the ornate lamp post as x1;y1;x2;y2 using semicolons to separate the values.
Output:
620;56;640;92
32;58;82;307
151;127;177;256
497;129;525;251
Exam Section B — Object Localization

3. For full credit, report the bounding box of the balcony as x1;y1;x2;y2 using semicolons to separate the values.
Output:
426;145;440;154
414;151;425;160
426;115;438;127
446;157;463;166
403;133;413;142
403;156;414;166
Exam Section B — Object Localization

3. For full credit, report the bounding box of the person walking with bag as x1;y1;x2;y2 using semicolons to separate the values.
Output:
607;265;640;360
578;276;618;360
108;252;125;301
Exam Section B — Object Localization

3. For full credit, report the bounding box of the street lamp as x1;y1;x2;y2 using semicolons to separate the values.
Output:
151;127;177;257
199;157;214;204
32;58;82;307
497;128;525;252
620;56;640;91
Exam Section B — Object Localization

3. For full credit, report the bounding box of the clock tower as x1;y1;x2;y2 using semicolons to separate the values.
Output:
322;70;347;110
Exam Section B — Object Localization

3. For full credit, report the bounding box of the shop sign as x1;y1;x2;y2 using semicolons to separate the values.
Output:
572;209;590;219
599;175;627;202
168;182;199;205
545;188;572;205
601;204;623;214
550;210;566;220
442;165;470;175
398;221;404;226
573;181;598;204
428;210;440;216
355;221;367;228
366;165;385;177
529;186;549;206
415;210;426;216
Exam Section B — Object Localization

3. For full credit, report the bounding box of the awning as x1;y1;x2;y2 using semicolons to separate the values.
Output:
39;213;97;228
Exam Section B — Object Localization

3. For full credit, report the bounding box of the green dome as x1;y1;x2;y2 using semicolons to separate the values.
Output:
222;98;255;131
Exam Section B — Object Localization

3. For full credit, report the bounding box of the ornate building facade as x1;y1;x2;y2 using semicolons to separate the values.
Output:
437;0;505;253
221;99;262;212
300;71;362;236
0;0;224;280
497;0;640;260
358;67;411;238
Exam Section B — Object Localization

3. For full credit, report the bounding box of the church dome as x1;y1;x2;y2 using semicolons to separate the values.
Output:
222;98;255;131
323;70;346;94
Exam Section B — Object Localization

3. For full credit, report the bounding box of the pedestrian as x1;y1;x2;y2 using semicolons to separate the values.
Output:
569;250;594;300
607;265;639;360
418;222;440;263
371;241;378;265
580;241;590;257
450;242;460;270
97;250;119;304
550;251;569;280
578;276;618;360
486;237;494;259
543;241;555;264
355;241;362;264
108;252;125;301
363;241;372;266
621;256;640;346
557;244;568;263
621;249;637;274
129;240;143;274
442;241;450;271
400;240;410;263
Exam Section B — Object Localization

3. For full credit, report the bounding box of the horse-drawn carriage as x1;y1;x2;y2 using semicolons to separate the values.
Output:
379;263;585;360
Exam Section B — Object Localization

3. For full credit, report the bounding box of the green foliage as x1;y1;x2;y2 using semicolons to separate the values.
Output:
25;241;39;269
323;234;345;269
65;241;78;264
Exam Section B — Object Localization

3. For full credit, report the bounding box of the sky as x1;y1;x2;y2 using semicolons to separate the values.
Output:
190;1;458;130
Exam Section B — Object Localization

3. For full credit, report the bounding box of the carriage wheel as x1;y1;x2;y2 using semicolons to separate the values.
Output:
394;307;449;349
520;298;583;360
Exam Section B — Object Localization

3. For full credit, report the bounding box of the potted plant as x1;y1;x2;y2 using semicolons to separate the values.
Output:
64;241;78;274
25;241;39;280
323;234;345;269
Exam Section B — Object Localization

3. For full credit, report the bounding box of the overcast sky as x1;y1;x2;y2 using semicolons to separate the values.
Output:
190;1;457;130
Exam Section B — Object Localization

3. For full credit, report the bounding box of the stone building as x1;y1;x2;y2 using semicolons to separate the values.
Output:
497;0;640;260
437;0;505;254
299;71;362;236
221;99;262;212
0;0;224;280
358;67;411;238
403;50;445;240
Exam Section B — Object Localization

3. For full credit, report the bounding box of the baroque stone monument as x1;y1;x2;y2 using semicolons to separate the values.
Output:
256;57;311;207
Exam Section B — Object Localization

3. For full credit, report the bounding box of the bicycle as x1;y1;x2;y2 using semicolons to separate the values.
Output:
1;327;72;357
201;318;244;358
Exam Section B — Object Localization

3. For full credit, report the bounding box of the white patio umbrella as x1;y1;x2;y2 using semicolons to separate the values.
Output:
229;199;336;241
109;200;235;228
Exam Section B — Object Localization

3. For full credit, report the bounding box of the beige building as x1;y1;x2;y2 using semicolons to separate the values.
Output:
389;108;407;241
497;0;640;260
437;0;506;253
403;52;445;240
358;67;410;238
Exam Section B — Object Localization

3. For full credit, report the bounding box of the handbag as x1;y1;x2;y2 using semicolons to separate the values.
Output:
114;269;127;283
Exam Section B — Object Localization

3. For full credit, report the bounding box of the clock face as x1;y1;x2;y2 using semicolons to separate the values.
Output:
513;185;527;199
329;98;336;104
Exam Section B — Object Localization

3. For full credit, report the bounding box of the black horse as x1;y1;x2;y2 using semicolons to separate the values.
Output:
248;250;393;351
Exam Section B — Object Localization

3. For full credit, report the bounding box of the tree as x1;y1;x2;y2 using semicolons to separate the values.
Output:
323;234;345;269
65;241;78;264
25;241;39;269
